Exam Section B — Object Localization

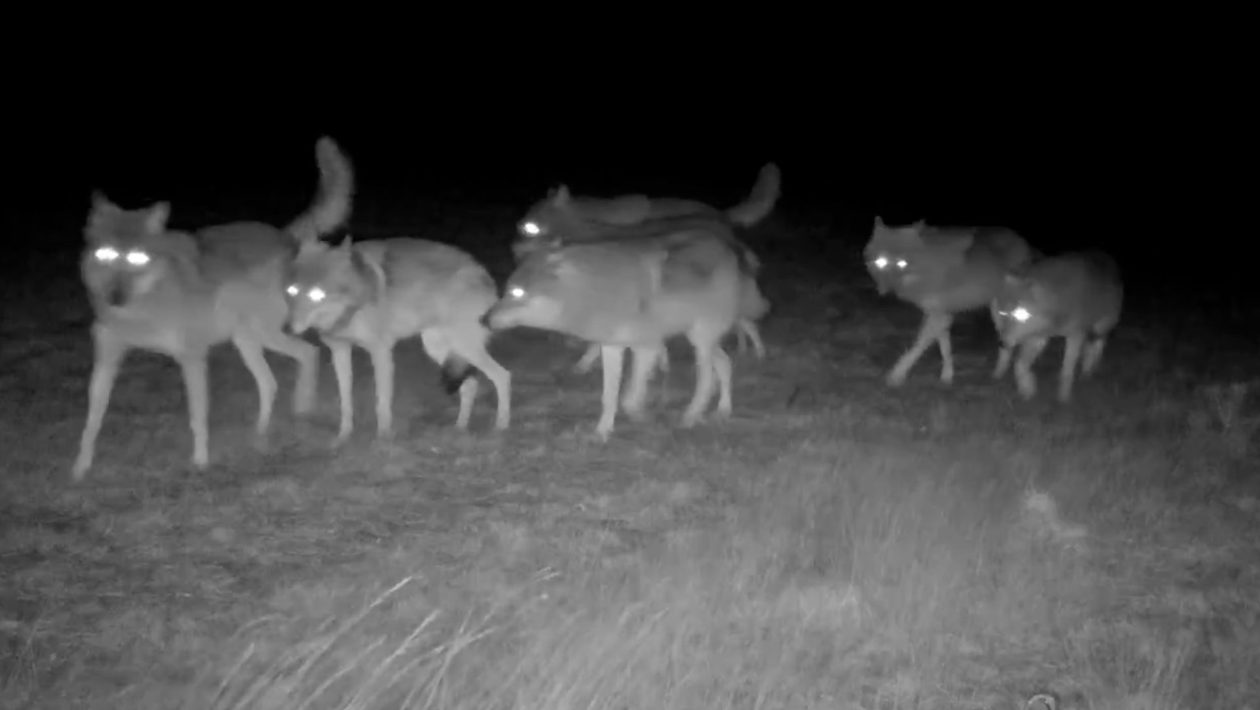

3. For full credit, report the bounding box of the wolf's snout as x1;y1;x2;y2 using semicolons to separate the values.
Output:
106;282;128;307
283;312;308;336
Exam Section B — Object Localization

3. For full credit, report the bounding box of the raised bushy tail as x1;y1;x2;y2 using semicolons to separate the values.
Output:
725;162;781;227
286;136;355;243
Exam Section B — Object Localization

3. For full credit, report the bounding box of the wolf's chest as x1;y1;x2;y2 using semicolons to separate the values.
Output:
95;301;223;355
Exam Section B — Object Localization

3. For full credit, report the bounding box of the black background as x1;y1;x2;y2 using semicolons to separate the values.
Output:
3;29;1243;300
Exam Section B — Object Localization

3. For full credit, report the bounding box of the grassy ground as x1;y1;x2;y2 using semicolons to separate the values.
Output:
1;201;1257;709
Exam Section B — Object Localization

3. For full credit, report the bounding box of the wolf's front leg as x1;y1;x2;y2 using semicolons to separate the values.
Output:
329;339;356;446
369;344;397;440
596;345;626;440
178;352;211;470
73;327;128;481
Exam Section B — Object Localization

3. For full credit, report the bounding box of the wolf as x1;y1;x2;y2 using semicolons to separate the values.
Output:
284;236;512;443
513;162;781;257
990;250;1123;402
514;164;780;373
73;136;354;480
568;247;771;376
865;216;1038;387
483;216;748;439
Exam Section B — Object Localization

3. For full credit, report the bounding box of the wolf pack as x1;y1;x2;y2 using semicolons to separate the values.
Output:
71;136;1125;480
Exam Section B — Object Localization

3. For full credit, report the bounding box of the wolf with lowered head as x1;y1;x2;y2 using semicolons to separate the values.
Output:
284;232;512;444
484;214;755;440
512;164;780;372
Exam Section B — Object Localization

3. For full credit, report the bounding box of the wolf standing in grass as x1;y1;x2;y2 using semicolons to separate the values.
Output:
484;215;753;439
73;136;354;480
865;216;1038;387
512;163;780;373
283;232;512;444
990;250;1124;402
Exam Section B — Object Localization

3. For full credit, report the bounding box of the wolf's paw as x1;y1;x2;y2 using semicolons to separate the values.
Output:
71;456;92;482
885;370;908;388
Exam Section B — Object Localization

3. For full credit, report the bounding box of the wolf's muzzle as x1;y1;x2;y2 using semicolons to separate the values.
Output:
105;280;129;307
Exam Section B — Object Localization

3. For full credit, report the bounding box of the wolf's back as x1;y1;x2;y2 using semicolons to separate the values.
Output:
575;212;763;277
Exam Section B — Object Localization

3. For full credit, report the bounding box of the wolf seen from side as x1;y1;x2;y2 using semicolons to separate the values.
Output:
865;216;1038;387
484;216;750;439
284;234;512;444
514;164;781;373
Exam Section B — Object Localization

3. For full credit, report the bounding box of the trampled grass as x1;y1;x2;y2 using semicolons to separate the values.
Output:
1;201;1256;709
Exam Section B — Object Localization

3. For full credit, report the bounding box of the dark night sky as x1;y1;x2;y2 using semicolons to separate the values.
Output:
5;42;1239;290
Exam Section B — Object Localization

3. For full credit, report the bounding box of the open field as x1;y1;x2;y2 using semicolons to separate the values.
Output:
1;198;1258;709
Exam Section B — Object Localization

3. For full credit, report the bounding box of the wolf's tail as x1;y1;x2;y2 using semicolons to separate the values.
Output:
286;136;355;243
724;162;781;227
739;276;771;321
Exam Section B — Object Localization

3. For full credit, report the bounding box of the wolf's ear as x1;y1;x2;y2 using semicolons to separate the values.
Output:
337;235;355;251
872;215;885;230
87;191;115;230
87;191;119;225
144;202;170;235
909;219;927;231
90;190;114;212
553;184;570;205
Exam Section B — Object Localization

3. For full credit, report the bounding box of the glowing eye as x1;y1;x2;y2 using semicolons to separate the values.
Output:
286;284;300;297
872;255;889;269
1012;306;1031;322
521;222;541;237
308;287;326;303
508;286;527;299
94;246;119;262
125;250;150;266
895;259;908;269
